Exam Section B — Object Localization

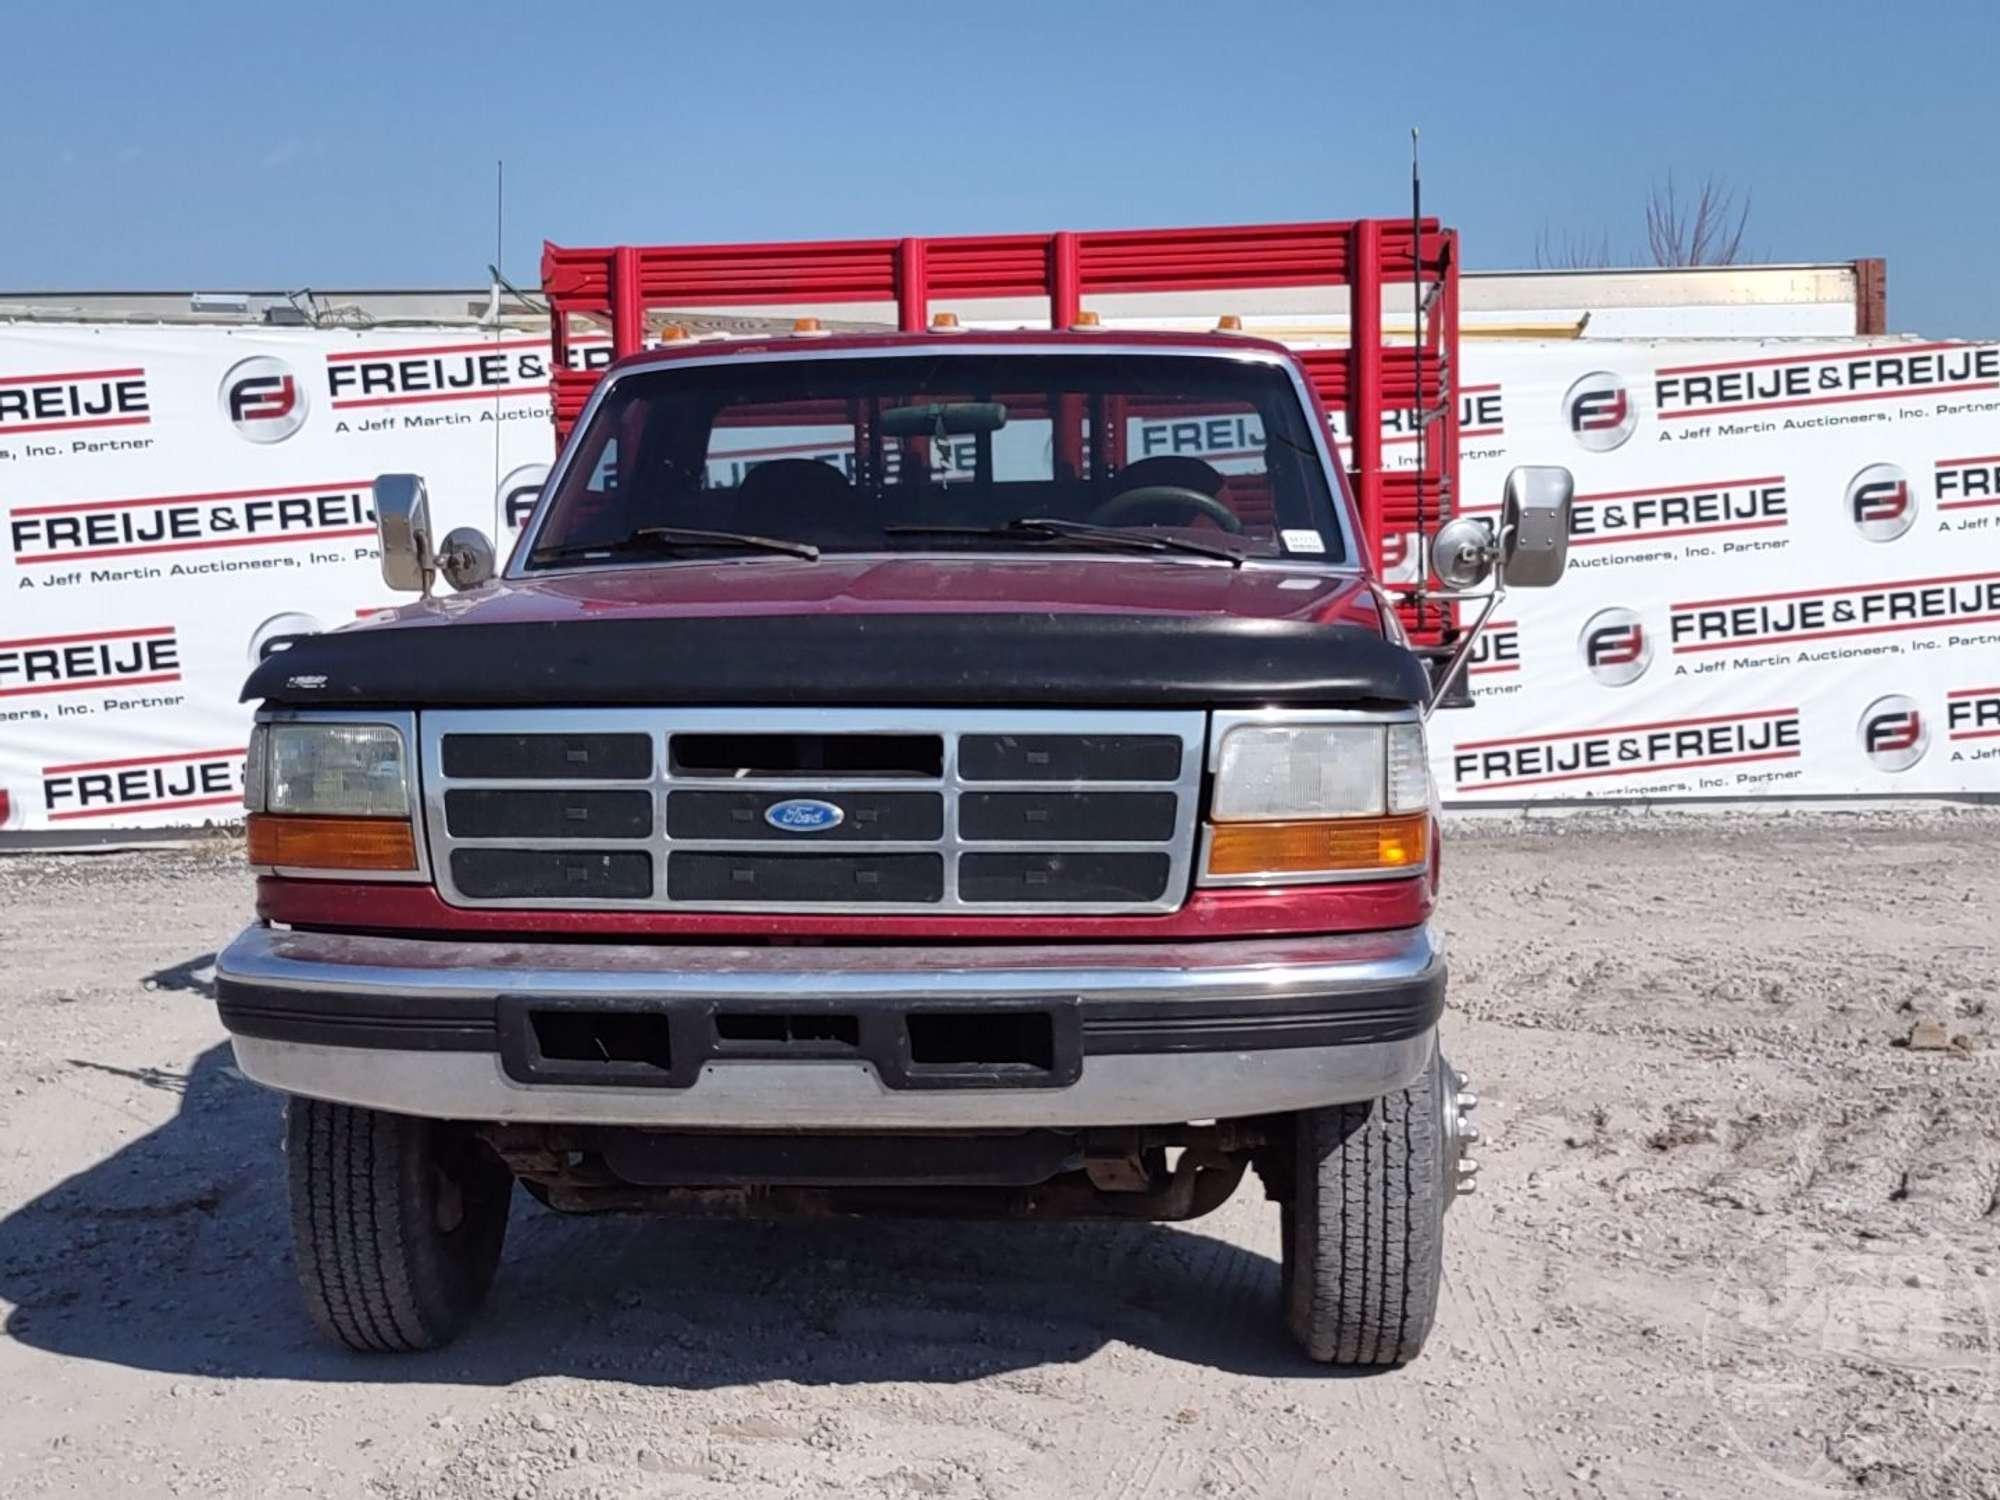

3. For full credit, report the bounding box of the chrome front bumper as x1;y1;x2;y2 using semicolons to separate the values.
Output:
215;923;1444;1128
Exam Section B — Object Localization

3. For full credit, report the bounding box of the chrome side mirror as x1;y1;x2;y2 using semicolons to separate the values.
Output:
1430;515;1499;590
437;527;496;592
373;474;435;593
1499;465;1574;588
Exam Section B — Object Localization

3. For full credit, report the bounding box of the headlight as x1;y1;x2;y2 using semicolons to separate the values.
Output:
1203;716;1430;884
245;718;421;876
1214;725;1389;819
267;724;410;816
1212;721;1431;819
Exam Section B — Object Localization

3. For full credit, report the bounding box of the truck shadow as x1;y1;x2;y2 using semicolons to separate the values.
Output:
0;1039;1336;1387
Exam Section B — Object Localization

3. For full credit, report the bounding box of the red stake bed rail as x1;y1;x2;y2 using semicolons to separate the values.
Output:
542;219;1460;640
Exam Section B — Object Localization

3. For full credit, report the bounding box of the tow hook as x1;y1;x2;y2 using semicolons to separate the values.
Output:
1444;1061;1480;1206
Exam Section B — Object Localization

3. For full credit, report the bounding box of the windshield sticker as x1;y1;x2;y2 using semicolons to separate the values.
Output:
1280;529;1326;555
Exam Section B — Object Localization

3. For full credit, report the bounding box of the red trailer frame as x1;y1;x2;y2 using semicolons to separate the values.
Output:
541;219;1460;640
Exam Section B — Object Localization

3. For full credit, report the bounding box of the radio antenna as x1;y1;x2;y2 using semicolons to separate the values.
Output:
1410;127;1428;629
492;159;505;511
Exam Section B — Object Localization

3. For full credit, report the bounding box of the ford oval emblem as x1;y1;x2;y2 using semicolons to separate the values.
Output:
764;798;845;833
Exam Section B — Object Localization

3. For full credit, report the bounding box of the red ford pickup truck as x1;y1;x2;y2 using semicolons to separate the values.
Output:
215;220;1572;1367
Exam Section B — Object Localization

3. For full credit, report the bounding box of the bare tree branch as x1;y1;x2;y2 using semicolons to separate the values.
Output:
1646;173;1751;266
1532;173;1753;272
1533;221;1613;270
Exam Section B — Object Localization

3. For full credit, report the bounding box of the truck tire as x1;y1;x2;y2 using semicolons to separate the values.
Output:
1282;1047;1446;1365
285;1098;513;1352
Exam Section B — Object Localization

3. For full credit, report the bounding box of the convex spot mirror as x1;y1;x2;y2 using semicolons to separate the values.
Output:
437;527;496;591
373;474;495;594
1499;465;1574;588
1430;515;1498;590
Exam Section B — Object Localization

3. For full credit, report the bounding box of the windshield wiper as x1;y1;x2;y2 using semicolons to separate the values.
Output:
533;525;820;564
883;516;1244;566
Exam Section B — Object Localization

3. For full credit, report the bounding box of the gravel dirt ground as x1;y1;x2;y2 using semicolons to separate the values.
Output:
0;810;1995;1500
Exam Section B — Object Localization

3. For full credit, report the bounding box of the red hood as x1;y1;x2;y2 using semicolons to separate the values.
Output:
354;556;1387;635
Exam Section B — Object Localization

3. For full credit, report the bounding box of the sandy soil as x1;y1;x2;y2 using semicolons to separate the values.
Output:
0;810;1994;1499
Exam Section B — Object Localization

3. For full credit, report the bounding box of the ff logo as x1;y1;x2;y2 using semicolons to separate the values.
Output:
1563;371;1636;452
1846;462;1915;542
220;355;308;443
1859;694;1928;772
1379;530;1423;584
498;462;551;536
1579;606;1651;686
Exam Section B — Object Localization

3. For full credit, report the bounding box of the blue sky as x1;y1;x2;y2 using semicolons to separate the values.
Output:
5;1;1995;337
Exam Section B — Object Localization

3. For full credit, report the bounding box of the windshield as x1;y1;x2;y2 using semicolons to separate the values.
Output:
524;352;1349;568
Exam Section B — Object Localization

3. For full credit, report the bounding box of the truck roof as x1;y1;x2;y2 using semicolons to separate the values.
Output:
591;326;1301;379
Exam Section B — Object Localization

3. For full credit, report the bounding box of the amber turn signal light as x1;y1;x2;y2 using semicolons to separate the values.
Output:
247;814;419;872
1205;813;1429;879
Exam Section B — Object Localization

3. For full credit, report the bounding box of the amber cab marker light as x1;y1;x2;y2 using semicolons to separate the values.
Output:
1207;813;1430;879
247;814;419;872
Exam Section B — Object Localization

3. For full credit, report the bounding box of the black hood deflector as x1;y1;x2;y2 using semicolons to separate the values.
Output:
242;612;1428;710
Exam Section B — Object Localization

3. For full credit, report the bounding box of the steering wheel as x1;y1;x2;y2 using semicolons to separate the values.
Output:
1088;484;1245;534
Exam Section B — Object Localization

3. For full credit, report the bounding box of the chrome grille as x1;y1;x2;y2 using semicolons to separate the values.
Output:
420;709;1205;914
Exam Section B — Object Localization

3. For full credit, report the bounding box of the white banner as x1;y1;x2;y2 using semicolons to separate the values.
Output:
0;325;562;830
2;323;1995;831
1429;338;2000;801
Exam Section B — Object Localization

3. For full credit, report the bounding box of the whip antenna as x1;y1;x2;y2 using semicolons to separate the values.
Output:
1411;127;1428;628
492;159;505;519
